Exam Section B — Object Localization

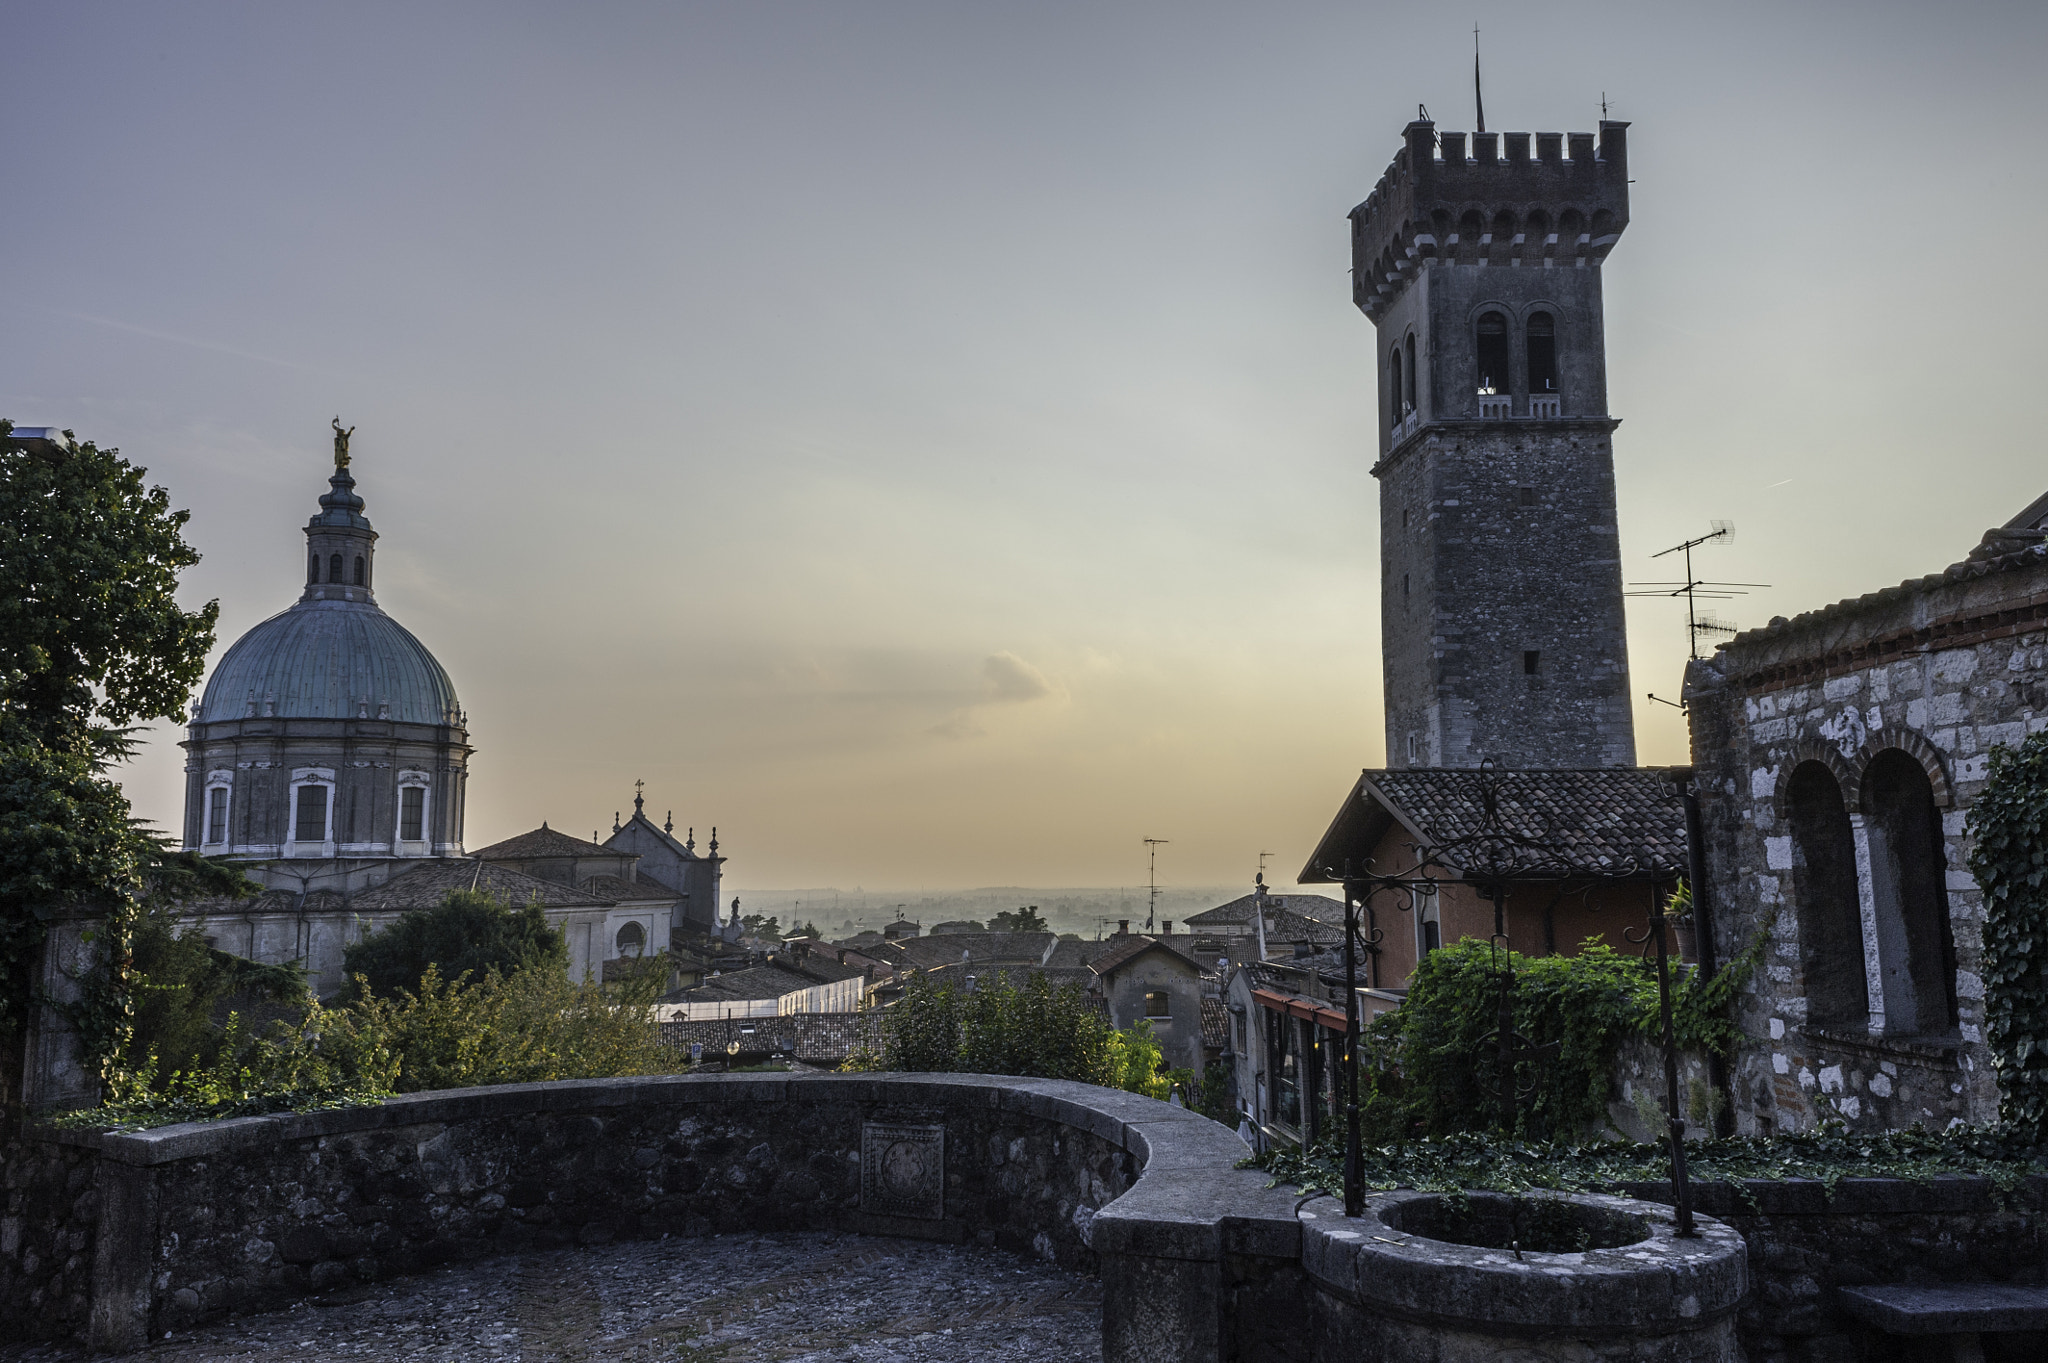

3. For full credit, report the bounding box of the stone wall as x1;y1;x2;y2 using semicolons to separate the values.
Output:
1618;1175;2048;1363
7;1072;1302;1360
1686;541;2048;1134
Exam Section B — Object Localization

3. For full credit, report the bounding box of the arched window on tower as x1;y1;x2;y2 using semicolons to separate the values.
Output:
1388;345;1404;434
1475;312;1509;395
1527;312;1558;394
353;555;365;585
307;552;319;585
1861;751;1958;1035
1787;761;1868;1030
1404;331;1418;415
328;552;343;582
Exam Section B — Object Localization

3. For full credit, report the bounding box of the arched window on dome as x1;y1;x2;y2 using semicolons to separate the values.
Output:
307;552;319;585
353;555;365;586
328;553;343;582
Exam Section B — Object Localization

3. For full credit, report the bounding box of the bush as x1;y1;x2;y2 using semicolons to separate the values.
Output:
850;971;1177;1100
117;901;309;1084
342;889;566;999
1362;906;1768;1141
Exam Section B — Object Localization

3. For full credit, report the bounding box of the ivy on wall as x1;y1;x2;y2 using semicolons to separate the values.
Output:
1967;728;2048;1139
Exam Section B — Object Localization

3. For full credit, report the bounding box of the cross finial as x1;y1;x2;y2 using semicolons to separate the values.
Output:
664;810;673;834
633;778;645;813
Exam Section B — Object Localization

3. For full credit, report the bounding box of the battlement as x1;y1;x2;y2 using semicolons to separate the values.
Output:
1350;120;1630;321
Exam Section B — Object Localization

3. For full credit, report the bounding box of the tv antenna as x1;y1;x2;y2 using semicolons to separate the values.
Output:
1626;521;1770;661
1257;849;1276;878
1143;838;1170;933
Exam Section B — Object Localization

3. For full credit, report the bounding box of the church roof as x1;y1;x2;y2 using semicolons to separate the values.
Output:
471;825;613;860
1185;892;1346;928
582;874;673;901
350;859;613;911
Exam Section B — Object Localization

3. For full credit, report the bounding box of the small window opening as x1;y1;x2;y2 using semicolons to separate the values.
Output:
1388;346;1405;432
328;552;343;582
1406;732;1418;764
399;786;425;841
1523;650;1540;675
307;552;319;584
1403;332;1418;413
1519;486;1538;507
1402;573;1410;598
1475;312;1509;395
294;784;329;842
1401;508;1410;528
353;555;365;585
1527;312;1558;393
206;787;229;844
1144;990;1171;1019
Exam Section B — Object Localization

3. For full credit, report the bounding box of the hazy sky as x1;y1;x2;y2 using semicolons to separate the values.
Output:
6;2;2044;893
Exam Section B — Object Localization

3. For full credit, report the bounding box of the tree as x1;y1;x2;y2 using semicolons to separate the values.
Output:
990;905;1048;933
1968;729;2048;1138
741;912;783;941
342;890;566;999
789;920;822;940
0;422;219;749
0;421;223;1066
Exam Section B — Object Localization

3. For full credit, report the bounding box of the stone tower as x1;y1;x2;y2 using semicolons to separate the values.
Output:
1353;119;1638;769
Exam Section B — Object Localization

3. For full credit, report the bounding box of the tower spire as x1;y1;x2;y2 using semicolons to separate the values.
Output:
1473;24;1485;133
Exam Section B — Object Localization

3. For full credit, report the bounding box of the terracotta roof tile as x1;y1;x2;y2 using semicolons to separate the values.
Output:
350;859;614;911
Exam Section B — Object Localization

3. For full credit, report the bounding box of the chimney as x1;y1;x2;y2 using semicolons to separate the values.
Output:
1117;920;1130;936
1162;920;1174;936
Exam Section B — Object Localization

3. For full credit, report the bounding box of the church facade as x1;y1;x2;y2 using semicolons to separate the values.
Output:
178;430;729;994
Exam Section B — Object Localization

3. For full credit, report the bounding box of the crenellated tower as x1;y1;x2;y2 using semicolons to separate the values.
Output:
1353;119;1637;769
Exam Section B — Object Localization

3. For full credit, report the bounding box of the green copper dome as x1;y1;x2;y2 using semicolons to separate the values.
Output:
193;447;461;727
195;597;461;725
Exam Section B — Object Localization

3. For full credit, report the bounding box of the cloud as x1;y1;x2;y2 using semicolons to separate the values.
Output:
930;651;1059;739
980;651;1054;703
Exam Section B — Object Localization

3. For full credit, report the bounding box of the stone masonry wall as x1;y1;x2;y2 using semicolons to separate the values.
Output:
1687;543;2048;1135
0;1132;99;1342
1378;424;1636;770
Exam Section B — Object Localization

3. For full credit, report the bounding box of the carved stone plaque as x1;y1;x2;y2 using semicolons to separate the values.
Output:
860;1121;945;1220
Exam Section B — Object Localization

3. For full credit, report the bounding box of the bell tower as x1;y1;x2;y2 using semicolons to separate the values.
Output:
1354;118;1638;769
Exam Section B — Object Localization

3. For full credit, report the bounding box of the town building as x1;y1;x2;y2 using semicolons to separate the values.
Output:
1686;496;2048;1133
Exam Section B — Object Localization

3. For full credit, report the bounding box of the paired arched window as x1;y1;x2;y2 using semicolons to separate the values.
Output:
1787;761;1868;1030
328;552;344;582
1862;751;1958;1035
1475;312;1509;395
353;555;366;586
1527;312;1558;393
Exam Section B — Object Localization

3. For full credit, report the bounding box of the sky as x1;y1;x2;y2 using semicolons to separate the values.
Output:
5;1;2045;894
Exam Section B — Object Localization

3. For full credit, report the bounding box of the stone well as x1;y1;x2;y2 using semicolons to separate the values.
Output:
1302;1189;1747;1362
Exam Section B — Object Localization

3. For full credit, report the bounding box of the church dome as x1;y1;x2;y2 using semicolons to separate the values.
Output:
193;438;461;727
195;597;460;725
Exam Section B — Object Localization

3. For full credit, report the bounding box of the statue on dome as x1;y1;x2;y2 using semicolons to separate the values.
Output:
331;417;354;467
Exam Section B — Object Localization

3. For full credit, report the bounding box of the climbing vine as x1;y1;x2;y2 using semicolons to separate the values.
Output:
1967;728;2048;1139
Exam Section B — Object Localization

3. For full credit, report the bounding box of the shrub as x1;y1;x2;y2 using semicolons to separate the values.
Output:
342;889;565;999
852;971;1176;1099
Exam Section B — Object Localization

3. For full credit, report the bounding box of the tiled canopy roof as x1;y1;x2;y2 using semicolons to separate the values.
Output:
470;825;615;860
1302;767;1689;883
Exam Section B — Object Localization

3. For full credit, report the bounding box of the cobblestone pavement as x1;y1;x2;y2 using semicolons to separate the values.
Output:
2;1233;1104;1363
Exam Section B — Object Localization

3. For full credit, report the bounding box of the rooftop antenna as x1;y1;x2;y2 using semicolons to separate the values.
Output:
1601;91;1610;120
1627;521;1770;669
1143;838;1170;933
1257;849;1276;879
1473;23;1485;133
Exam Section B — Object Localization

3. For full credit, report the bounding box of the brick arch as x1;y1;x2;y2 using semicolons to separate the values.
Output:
1853;727;1954;809
1775;741;1862;813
